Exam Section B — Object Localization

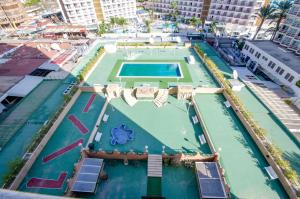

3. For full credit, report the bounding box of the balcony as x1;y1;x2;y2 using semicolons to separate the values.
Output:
279;28;288;33
288;44;299;51
273;36;283;43
286;31;297;37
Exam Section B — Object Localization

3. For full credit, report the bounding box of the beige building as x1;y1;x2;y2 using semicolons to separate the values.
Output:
0;0;27;29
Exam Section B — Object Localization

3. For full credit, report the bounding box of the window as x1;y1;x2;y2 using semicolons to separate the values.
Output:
285;73;291;80
279;69;284;75
262;56;268;61
244;44;249;50
268;61;276;69
288;76;294;82
275;66;281;73
249;48;254;54
254;52;261;59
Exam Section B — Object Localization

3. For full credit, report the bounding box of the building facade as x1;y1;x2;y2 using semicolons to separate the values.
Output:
273;0;300;54
242;40;300;97
147;0;266;35
206;0;265;36
0;0;27;29
146;0;211;21
57;0;136;29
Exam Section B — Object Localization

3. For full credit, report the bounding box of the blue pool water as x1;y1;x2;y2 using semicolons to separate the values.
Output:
118;62;182;77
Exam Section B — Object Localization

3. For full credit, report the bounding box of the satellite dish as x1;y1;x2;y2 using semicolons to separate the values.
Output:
233;70;238;80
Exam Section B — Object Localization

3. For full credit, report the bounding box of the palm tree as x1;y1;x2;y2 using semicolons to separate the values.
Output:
209;21;218;34
252;5;276;40
98;23;107;36
271;0;293;40
170;1;178;21
110;17;117;28
117;17;127;27
144;20;151;33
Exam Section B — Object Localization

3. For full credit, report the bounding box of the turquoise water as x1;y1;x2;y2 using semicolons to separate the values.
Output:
118;62;182;77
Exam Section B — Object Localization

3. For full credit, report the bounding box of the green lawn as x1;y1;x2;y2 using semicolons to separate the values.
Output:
107;60;192;88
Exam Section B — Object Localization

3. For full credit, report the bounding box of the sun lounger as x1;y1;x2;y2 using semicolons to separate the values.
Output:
95;132;102;142
103;114;109;122
265;166;278;180
224;100;231;108
199;134;207;145
192;116;199;124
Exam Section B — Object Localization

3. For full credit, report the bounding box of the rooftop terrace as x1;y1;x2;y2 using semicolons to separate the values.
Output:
248;40;300;74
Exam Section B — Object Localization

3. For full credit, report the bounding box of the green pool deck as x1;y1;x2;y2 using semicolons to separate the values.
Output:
147;177;162;197
91;160;147;199
95;95;211;155
196;42;300;176
91;160;198;199
19;92;105;195
86;48;218;88
0;80;71;186
194;94;288;198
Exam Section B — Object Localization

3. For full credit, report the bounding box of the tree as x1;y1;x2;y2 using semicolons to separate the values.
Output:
144;20;151;33
98;23;107;36
271;0;293;40
189;17;202;28
252;5;276;40
116;17;127;27
110;17;117;28
170;1;179;21
24;0;41;6
209;21;218;34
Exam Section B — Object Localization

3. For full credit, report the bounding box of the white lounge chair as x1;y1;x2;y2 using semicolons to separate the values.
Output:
198;134;207;145
95;132;102;142
103;114;109;122
187;55;195;64
265;166;278;180
224;100;231;108
192;116;199;124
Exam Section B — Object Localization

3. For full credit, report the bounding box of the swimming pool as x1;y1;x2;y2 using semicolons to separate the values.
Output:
117;62;183;78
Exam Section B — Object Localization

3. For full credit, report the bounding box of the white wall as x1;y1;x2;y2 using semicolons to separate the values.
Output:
242;41;300;97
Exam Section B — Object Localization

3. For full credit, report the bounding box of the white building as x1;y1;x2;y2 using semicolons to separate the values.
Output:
146;0;210;21
99;0;136;22
273;0;300;54
242;40;300;97
206;0;265;36
57;0;136;29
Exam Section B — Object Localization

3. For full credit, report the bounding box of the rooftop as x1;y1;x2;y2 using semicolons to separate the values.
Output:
248;40;300;74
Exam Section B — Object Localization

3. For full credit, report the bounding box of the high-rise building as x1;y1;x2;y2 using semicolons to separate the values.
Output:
273;0;300;54
57;0;136;30
0;0;27;29
146;0;211;22
206;0;265;35
147;0;267;36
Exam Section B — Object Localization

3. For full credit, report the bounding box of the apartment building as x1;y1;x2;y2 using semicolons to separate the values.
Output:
273;0;300;54
0;0;27;29
146;0;211;21
242;40;300;97
206;0;265;35
57;0;136;30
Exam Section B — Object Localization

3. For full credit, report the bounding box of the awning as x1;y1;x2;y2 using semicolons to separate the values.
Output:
7;76;43;97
